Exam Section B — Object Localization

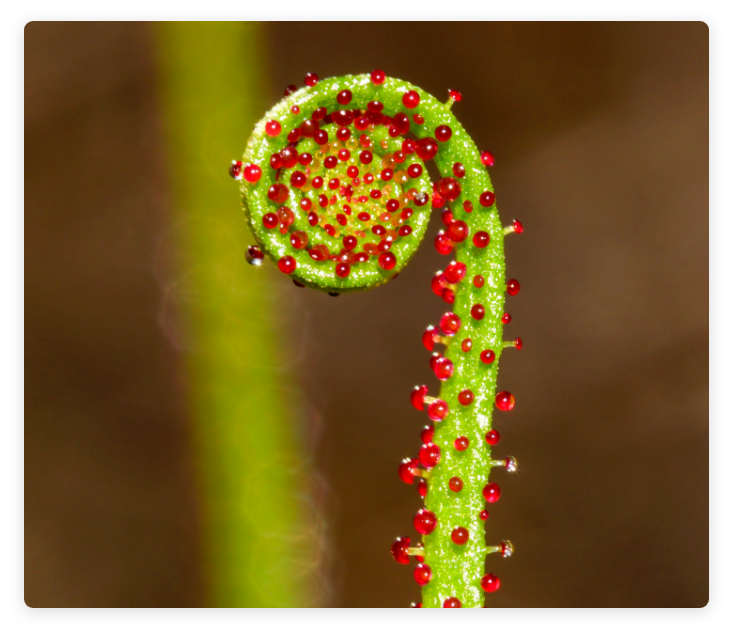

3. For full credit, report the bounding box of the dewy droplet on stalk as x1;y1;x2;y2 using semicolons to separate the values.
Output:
232;71;525;608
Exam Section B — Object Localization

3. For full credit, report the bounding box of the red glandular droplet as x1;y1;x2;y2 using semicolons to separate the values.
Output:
485;430;500;445
402;90;420;108
431;272;446;297
441;210;454;226
417;480;428;498
434;357;454;381
495;391;515;411
421;425;434;444
427;399;449;422
281;146;298;168
439;312;461;335
391;536;411;564
398;458;419;484
311;107;327;121
449;89;463;102
471;304;485;320
414;509;437;536
290;171;306;187
243;164;262;183
277;206;294;227
391;113;410;136
447;221;469;242
262;213;278;229
422;325;438;351
333;110;354;126
432;187;445;209
278;256;296;274
314;130;329;145
454;436;469;451
473;231;490;248
502;313;512;324
443;597;462;608
309;244;330;261
419;442;440;468
458;389;474;405
479;510;489;521
337;89;352;105
414;563;432;586
429;353;440;372
302;122;320;142
290;231;308;249
359;150;373;165
483;482;501;503
416;138;438;161
410;385;429;411
515;337;523;350
343;235;357;250
284;84;297;96
229;161;242;178
411;602;422;608
461;338;472;352
408;164;422;178
463;200;474;213
268;183;289;203
452;162;465;178
399;225;412;237
336;262;350;278
451;527;469;545
480;151;495;167
481;573;500;593
414;192;429;206
480;350;496;364
378;252;396;270
434;232;454;255
444;261;466;283
287;128;301;144
513;219;524;234
265;120;282;136
245;245;263;264
304;72;319;86
435;125;452;142
474;275;485;288
449;476;463;492
367;100;384;113
480;191;496;207
371;69;386;84
437;177;461;201
507;279;521;296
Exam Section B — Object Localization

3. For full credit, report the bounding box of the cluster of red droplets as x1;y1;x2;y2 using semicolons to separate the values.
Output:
236;70;481;282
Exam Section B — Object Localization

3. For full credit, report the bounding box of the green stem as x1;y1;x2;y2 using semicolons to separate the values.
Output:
155;21;312;607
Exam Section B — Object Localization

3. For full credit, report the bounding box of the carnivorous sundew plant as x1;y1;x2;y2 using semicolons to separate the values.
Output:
231;71;523;608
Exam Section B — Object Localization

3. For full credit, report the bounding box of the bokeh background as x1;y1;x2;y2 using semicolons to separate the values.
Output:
25;21;708;607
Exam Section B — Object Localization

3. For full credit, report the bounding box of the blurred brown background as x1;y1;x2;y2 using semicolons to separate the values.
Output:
25;21;708;607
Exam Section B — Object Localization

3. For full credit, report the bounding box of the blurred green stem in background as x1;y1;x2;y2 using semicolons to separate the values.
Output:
155;22;312;607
